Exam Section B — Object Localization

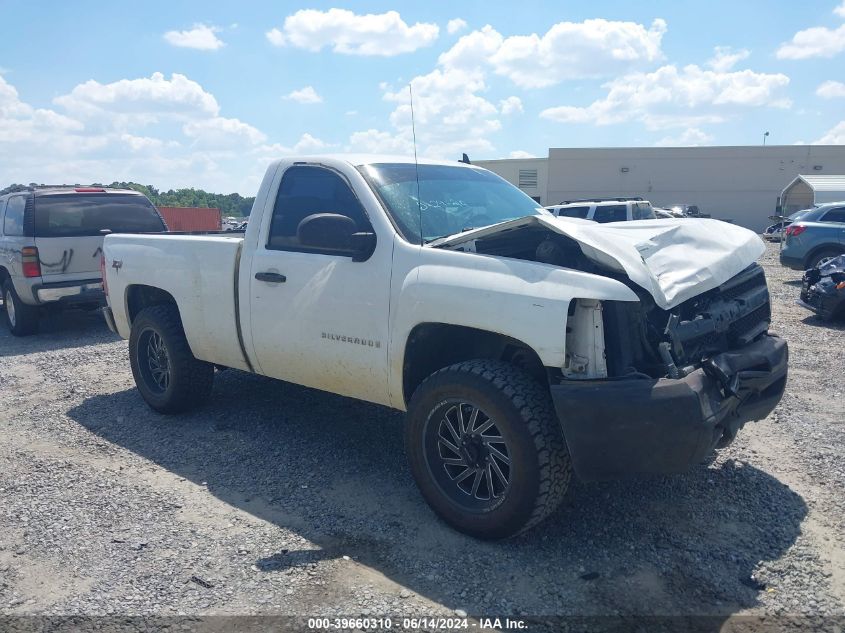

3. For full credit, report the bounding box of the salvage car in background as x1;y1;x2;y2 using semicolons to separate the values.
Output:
670;204;709;218
653;207;679;219
798;255;845;321
779;202;845;270
764;208;815;242
0;187;166;336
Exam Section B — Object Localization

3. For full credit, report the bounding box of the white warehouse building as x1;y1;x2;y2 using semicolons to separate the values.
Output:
476;145;845;232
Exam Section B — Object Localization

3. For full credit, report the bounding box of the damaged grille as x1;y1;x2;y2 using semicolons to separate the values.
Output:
667;263;771;366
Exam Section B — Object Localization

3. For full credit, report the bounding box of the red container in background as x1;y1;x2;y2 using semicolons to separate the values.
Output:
157;207;221;232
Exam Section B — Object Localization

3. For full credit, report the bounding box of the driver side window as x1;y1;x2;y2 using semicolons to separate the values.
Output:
267;166;370;253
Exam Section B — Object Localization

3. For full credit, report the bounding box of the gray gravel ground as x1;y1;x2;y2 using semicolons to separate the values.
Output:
0;241;843;630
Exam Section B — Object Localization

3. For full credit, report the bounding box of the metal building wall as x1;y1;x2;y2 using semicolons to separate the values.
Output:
157;207;222;232
477;145;845;232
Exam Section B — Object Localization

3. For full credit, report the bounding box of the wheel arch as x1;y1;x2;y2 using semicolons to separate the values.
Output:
402;323;547;406
125;284;180;326
804;243;845;269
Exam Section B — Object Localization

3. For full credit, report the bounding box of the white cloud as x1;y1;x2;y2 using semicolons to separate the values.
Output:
385;68;501;157
817;80;845;98
438;25;504;72
54;72;220;122
348;68;500;158
283;86;323;104
654;127;714;146
348;129;414;154
540;64;790;129
347;17;667;159
164;24;225;50
707;46;750;72
266;8;439;56
0;73;335;194
447;18;467;35
508;150;536;159
835;1;845;17
816;120;845;144
266;28;285;46
120;134;173;153
292;132;331;153
499;96;523;115
183;116;267;148
776;23;845;59
440;19;666;89
0;75;84;145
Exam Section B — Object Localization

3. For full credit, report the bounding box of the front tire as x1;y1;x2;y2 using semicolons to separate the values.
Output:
406;359;571;539
2;279;40;336
129;304;214;413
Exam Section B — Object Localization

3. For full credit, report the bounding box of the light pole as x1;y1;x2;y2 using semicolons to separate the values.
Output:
763;131;770;146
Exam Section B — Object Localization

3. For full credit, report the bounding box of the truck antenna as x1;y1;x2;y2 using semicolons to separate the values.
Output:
409;83;423;246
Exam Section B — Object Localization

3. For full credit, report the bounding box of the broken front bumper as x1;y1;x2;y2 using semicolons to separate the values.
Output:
550;333;788;481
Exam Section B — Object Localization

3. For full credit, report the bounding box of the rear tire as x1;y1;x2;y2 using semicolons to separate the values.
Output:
406;359;571;539
2;279;40;336
129;304;214;413
807;248;843;270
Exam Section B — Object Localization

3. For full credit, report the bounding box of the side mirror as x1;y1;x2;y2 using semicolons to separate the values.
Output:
296;213;376;261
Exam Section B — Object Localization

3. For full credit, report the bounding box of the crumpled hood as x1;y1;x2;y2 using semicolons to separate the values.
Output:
433;216;765;310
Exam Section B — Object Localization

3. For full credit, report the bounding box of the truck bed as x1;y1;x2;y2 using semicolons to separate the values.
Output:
103;233;251;371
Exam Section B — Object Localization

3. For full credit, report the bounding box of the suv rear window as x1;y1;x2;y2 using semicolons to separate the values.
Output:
34;194;166;237
821;207;845;223
592;204;627;223
557;205;590;218
633;202;656;220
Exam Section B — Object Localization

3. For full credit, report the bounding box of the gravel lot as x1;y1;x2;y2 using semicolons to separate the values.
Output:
1;241;843;629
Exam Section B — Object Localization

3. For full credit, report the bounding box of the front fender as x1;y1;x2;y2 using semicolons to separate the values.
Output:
388;244;639;407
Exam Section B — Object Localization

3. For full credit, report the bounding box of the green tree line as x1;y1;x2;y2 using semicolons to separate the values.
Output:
0;182;255;217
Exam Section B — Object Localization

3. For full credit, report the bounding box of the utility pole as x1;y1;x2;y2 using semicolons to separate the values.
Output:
763;131;770;146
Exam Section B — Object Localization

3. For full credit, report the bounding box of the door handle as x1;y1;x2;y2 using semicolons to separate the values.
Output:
254;271;287;283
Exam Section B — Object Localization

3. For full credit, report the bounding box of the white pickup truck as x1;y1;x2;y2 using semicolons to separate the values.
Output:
101;155;788;538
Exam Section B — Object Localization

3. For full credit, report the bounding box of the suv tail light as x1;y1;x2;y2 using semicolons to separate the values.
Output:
74;187;106;193
785;224;806;237
21;246;41;278
99;252;109;298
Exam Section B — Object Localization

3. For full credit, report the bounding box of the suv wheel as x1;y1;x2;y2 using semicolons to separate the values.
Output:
807;248;844;270
129;304;214;413
2;279;40;336
406;359;571;539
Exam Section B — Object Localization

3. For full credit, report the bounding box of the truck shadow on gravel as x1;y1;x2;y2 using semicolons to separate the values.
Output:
0;308;117;357
68;369;806;620
800;315;845;330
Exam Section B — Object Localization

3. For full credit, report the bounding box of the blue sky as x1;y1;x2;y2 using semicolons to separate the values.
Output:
1;0;844;194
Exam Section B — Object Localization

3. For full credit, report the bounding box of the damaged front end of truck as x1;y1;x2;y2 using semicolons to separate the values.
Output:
433;216;788;480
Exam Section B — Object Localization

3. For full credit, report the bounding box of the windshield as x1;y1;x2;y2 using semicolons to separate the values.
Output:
555;205;590;219
359;163;547;243
34;194;166;237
